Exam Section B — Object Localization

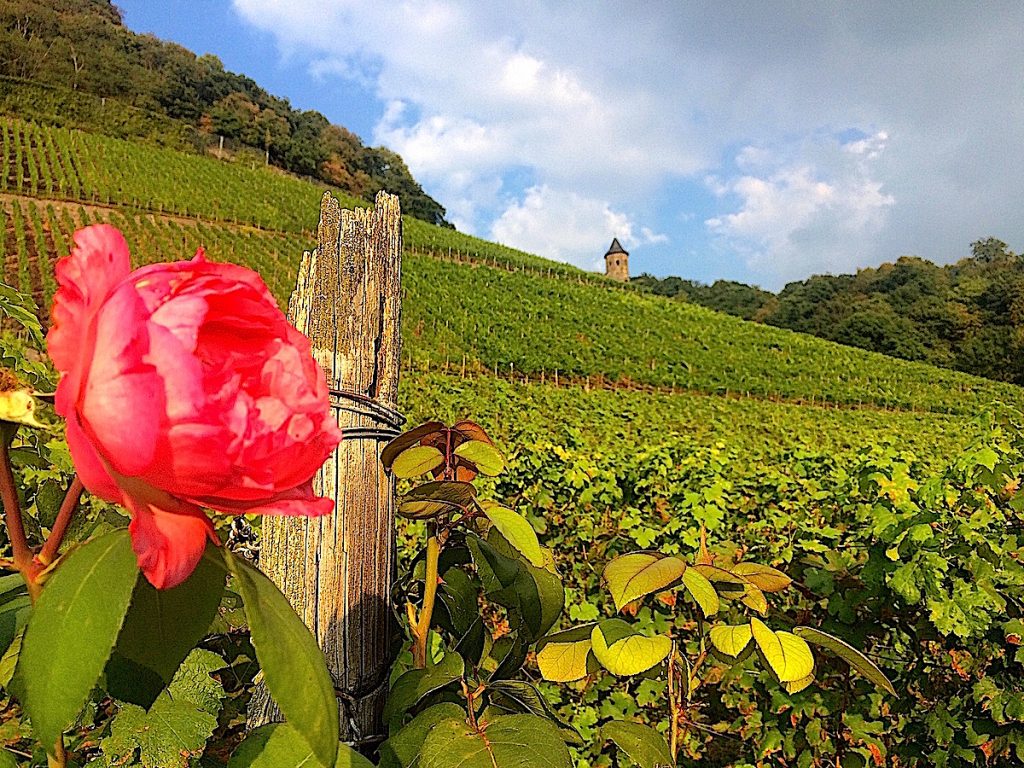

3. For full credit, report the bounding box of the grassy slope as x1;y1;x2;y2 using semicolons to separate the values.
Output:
0;114;1019;466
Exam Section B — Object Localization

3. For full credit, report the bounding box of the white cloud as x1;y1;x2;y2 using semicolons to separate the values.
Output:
491;186;665;270
706;136;895;284
231;1;1024;284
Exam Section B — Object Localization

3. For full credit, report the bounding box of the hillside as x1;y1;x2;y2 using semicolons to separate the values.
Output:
0;0;449;225
1;116;1023;768
636;237;1024;386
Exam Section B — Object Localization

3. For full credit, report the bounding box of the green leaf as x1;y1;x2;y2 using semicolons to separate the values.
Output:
0;282;45;347
730;562;792;593
0;749;15;768
708;623;753;657
229;723;374;767
750;618;814;683
794;626;897;696
486;530;563;642
380;422;444;470
681;567;719;616
21;529;139;751
392;445;445;479
378;703;466;768
466;534;519;594
453;440;505;476
488;679;582;745
601;720;673;768
0;593;31;658
224;550;338;768
536;625;597;683
106;544;226;708
419;713;572;768
591;619;671;677
384;652;465;726
483;506;544;567
602;553;686;612
399;481;477;519
99;649;226;768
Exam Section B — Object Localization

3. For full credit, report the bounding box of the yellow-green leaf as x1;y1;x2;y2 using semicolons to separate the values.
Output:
793;626;896;696
391;445;444;479
590;620;671;677
603;553;686;612
483;506;544;567
784;672;815;694
681;567;719;616
708;624;752;657
730;562;792;593
536;626;595;683
740;583;769;615
0;390;47;429
453;440;505;476
751;619;814;683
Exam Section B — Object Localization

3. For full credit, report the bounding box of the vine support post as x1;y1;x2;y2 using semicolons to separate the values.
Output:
248;191;403;753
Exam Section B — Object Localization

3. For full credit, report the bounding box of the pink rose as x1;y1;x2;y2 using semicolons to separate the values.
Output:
47;225;341;589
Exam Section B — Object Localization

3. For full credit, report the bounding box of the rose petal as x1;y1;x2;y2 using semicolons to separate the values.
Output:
47;225;131;373
126;498;217;590
80;285;163;475
64;411;122;504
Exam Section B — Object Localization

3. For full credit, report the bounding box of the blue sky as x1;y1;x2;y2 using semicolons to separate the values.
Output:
117;1;1024;290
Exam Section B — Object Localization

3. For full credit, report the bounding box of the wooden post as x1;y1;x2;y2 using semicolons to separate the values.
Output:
248;191;403;751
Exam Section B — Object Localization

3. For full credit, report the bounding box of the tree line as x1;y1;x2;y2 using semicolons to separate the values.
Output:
633;237;1024;385
0;0;450;226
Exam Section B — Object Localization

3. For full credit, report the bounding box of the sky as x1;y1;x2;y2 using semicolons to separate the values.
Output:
116;1;1024;290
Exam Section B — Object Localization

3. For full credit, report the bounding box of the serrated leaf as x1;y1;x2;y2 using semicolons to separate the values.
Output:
384;652;465;726
709;623;753;657
741;583;768;615
603;553;686;612
225;550;338;768
591;619;671;677
0;593;30;659
229;723;374;767
730;562;792;593
601;720;672;768
100;650;225;768
794;626;896;696
681;567;719;616
419;713;572;768
751;618;814;683
106;544;226;708
466;534;519;594
483;507;544;567
21;529;139;751
392;446;445;479
378;703;466;768
453;440;505;476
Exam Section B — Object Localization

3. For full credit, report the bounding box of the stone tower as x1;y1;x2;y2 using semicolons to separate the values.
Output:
604;238;629;282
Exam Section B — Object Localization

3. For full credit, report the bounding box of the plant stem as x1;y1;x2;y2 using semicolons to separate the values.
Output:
412;532;440;668
668;641;679;763
36;476;83;567
0;438;31;572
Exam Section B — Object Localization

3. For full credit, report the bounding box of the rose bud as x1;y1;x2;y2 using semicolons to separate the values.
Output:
47;225;341;589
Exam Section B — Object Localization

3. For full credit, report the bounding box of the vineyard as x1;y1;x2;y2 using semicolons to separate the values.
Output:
0;112;1022;767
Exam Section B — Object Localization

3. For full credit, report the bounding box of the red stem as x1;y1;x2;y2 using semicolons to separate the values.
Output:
0;438;31;572
37;476;83;567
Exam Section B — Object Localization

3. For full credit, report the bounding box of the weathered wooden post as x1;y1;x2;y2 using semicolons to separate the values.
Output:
248;190;403;751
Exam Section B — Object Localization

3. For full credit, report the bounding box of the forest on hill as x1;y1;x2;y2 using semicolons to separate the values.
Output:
0;0;450;226
634;237;1024;385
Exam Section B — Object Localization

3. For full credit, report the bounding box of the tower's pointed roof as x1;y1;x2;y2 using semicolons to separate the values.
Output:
605;238;628;257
